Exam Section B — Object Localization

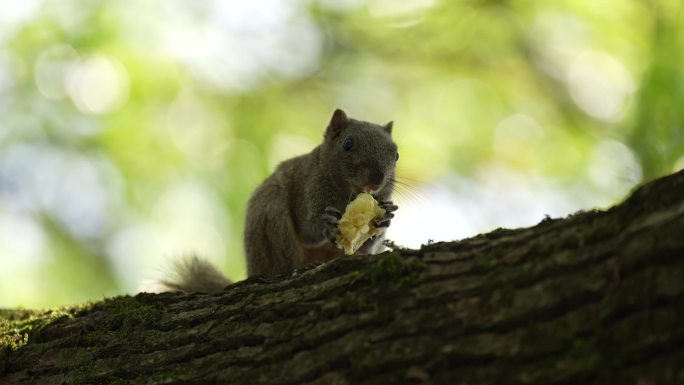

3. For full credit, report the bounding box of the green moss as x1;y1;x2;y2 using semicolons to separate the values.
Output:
339;291;368;313
474;251;495;268
363;252;426;288
0;303;92;346
97;294;165;331
574;214;623;248
65;348;99;368
0;303;93;372
0;332;29;351
1;294;166;379
146;364;186;383
474;245;505;268
564;338;602;372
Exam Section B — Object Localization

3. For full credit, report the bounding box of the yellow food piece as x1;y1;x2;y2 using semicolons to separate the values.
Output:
336;193;386;255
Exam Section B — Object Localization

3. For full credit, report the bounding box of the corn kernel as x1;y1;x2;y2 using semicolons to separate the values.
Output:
336;193;385;255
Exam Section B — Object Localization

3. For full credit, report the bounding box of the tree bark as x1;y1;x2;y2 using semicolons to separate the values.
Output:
2;170;683;385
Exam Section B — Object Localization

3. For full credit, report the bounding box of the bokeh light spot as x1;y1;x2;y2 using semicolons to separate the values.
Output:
567;50;634;122
66;55;130;114
587;140;642;197
34;44;79;100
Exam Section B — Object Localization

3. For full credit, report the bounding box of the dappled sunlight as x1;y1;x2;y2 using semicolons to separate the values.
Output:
368;0;436;20
586;140;643;201
268;133;318;170
389;168;599;248
675;156;684;172
0;208;46;265
0;1;42;43
0;0;681;307
493;113;545;169
567;50;634;122
0;144;122;238
108;0;323;93
166;88;229;163
66;55;130;115
34;44;79;100
107;181;233;291
0;208;48;306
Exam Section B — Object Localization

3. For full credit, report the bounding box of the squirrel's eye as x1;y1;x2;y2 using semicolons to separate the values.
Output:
343;138;353;151
395;152;399;161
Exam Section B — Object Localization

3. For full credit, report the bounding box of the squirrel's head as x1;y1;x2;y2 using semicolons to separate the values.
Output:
321;109;398;196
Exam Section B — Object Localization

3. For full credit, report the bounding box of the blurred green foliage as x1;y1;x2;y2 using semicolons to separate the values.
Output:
0;0;682;308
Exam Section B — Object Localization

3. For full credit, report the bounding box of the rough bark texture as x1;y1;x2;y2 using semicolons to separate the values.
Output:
1;170;684;385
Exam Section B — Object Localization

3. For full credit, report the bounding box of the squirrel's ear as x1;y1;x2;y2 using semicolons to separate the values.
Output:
325;109;349;140
383;121;394;135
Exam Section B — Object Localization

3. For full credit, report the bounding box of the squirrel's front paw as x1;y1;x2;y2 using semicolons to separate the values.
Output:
322;206;342;244
375;201;398;229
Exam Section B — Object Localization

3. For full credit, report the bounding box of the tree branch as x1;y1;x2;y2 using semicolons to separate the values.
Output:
2;170;684;384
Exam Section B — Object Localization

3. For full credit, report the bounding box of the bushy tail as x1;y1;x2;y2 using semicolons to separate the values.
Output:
149;255;231;293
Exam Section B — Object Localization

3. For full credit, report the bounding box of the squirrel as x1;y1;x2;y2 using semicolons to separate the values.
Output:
157;109;398;293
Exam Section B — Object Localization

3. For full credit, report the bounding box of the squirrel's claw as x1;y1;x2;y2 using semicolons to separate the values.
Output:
324;206;343;218
379;201;398;213
375;201;398;228
322;206;342;244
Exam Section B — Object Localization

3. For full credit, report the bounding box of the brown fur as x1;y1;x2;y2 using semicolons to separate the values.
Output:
157;109;397;292
244;109;397;278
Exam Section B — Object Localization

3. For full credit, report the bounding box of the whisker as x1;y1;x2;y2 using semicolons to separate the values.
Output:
393;170;441;192
397;186;428;208
393;188;421;208
388;175;432;209
396;175;424;184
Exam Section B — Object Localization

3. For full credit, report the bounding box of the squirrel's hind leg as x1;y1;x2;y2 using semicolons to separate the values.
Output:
244;184;302;278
